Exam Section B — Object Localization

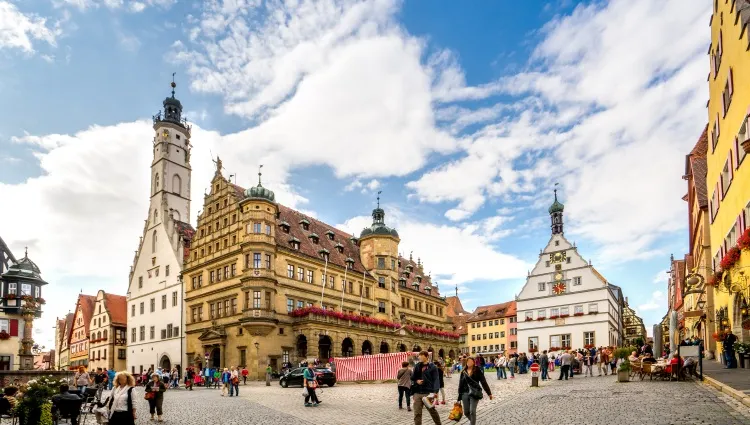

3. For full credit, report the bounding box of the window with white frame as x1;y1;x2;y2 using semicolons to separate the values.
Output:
537;309;546;319
560;306;569;316
8;283;15;295
573;277;582;285
550;335;561;348
588;303;598;313
525;311;533;320
20;284;31;296
561;334;571;348
550;307;559;317
34;286;40;298
0;319;8;333
721;158;732;195
287;265;294;278
528;337;538;350
538;282;545;292
584;332;595;346
574;305;583;315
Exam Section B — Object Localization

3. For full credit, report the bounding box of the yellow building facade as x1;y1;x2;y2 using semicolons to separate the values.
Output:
183;167;459;379
69;295;95;370
88;290;128;372
707;1;750;350
466;302;512;357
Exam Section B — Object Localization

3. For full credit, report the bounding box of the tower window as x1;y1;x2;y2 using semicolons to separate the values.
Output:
175;134;180;140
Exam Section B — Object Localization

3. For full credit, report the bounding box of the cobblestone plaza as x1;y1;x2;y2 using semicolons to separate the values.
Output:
104;374;750;425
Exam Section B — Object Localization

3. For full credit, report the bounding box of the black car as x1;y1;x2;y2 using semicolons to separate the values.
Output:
279;367;336;388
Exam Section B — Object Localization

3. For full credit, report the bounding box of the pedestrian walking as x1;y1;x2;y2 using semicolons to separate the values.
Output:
558;351;571;380
213;369;221;389
241;366;249;385
108;372;136;425
437;362;446;405
457;357;493;425
94;368;107;401
220;368;231;396
540;351;550;380
411;351;442;425
397;361;412;411
507;355;516;379
145;373;166;422
185;367;194;390
74;366;90;394
230;366;240;396
107;368;116;391
599;348;609;376
495;354;507;379
303;362;321;407
583;351;594;377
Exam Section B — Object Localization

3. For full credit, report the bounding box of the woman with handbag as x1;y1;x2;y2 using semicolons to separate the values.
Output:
457;357;493;425
145;373;166;422
74;366;90;393
302;362;320;407
108;372;136;425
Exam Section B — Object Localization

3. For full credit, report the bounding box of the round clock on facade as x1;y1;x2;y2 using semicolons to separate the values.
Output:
554;272;563;281
553;282;566;295
553;252;562;262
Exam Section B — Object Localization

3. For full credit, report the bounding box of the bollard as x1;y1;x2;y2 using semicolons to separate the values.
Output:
266;372;271;386
531;372;539;387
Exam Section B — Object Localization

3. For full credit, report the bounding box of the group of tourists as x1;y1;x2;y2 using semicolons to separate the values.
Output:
187;366;249;390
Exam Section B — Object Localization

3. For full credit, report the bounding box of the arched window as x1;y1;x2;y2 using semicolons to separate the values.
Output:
154;173;160;192
103;330;108;340
154;209;158;222
152;230;158;253
172;210;181;221
173;174;182;196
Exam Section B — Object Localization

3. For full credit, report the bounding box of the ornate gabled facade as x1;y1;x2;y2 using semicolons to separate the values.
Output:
183;168;459;379
56;313;74;370
88;290;127;371
69;294;96;370
622;298;647;347
126;80;194;376
516;192;622;354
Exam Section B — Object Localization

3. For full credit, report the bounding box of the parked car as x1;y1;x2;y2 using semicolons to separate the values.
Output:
279;367;336;388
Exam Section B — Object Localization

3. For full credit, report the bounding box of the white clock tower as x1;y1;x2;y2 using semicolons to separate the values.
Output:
126;78;194;376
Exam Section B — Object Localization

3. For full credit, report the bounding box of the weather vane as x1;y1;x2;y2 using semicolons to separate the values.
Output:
377;190;382;208
258;164;264;186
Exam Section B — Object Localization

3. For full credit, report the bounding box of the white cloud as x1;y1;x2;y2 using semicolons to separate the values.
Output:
337;209;529;287
53;0;174;11
0;1;61;53
652;269;669;284
637;290;665;312
407;0;711;263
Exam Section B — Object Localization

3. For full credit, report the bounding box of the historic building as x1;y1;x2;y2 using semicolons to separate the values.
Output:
505;301;518;354
467;301;513;356
516;192;623;353
681;127;716;355
56;313;74;370
88;290;127;371
706;1;750;349
0;248;48;370
622;298;647;347
125;80;195;375
183;167;459;379
446;293;469;355
69;294;96;370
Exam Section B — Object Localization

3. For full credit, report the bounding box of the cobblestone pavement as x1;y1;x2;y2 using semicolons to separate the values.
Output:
96;373;750;424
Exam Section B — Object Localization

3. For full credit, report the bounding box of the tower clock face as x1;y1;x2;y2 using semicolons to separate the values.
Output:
553;282;566;295
550;251;567;264
554;272;563;281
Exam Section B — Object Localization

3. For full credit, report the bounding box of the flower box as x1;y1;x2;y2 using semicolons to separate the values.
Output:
550;346;561;351
562;346;571;350
528;348;538;353
720;247;741;270
525;318;533;321
549;315;559;319
5;294;16;300
584;344;595;349
738;229;750;250
560;314;570;318
536;317;545;321
588;311;598;315
574;312;584;317
0;331;10;340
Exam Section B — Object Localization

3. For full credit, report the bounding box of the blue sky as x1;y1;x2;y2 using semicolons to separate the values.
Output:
0;0;710;348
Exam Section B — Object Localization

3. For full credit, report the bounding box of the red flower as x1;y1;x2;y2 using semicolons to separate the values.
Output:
0;331;10;340
5;294;16;300
584;344;595;349
707;270;723;287
738;229;750;250
560;314;570;318
536;317;545;321
573;312;584;316
720;247;741;270
529;348;538;353
549;315;559;319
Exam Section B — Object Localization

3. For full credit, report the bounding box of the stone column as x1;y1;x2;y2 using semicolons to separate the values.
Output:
18;309;36;370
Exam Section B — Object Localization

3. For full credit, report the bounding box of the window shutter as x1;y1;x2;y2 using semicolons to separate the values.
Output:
9;319;18;337
741;210;747;232
720;174;725;200
728;152;734;181
729;68;734;96
717;113;721;137
734;137;741;169
736;216;742;238
721;94;726;115
711;55;716;78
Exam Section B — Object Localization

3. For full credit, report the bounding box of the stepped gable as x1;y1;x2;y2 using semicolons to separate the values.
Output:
397;255;441;297
77;295;97;335
104;293;128;326
275;204;369;275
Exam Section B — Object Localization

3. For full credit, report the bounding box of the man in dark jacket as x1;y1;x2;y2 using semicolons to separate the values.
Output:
51;385;82;425
411;351;442;425
539;351;550;381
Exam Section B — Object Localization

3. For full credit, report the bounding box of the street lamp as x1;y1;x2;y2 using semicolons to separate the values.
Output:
697;300;706;310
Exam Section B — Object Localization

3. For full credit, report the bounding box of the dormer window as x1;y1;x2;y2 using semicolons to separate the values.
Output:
399;277;407;287
280;221;290;233
406;264;413;272
289;237;300;250
334;242;344;253
300;218;310;231
415;275;422;283
326;230;335;241
345;257;355;269
425;287;431;295
319;249;330;262
309;233;319;244
412;281;420;289
403;270;410;278
349;236;358;246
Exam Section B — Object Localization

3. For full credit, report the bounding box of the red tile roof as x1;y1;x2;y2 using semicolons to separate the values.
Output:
468;301;514;322
229;183;443;299
64;312;74;343
397;255;441;297
104;292;127;326
174;220;196;260
76;294;96;336
504;301;517;318
445;296;467;317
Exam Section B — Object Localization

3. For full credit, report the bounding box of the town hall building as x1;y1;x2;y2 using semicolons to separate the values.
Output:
125;80;195;376
516;192;624;353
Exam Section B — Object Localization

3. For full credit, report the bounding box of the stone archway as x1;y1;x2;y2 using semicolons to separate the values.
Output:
413;344;421;352
296;334;308;360
438;349;445;359
379;341;390;354
362;340;373;355
319;335;333;360
399;343;407;353
210;347;221;369
342;338;354;357
448;349;455;359
159;355;171;371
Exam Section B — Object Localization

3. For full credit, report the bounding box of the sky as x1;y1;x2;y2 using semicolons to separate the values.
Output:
0;0;710;350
